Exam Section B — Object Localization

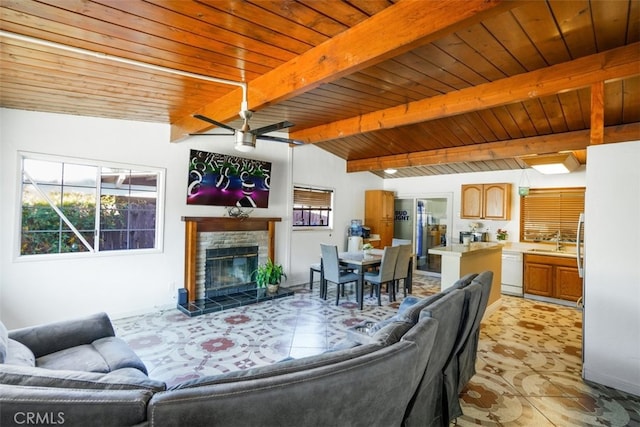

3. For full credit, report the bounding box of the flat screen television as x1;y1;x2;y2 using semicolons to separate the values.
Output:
187;149;272;208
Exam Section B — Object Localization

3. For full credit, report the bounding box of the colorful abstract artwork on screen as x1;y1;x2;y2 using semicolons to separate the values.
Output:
187;149;271;208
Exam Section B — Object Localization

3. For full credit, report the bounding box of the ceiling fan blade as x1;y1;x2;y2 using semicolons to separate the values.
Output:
251;121;294;136
188;132;234;136
257;135;304;145
193;114;237;132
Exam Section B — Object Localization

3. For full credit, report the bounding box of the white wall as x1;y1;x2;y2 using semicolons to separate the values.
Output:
0;109;290;328
288;144;381;285
384;168;586;243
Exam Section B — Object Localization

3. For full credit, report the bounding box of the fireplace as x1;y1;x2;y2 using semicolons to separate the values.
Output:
178;216;294;317
205;246;258;298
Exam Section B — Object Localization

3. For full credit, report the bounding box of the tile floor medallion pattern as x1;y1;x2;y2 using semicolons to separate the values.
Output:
114;273;640;426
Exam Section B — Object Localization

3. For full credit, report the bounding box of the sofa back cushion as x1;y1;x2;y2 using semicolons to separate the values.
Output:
418;289;466;374
150;339;424;427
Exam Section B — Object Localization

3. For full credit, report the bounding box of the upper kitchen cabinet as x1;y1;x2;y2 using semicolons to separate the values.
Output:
461;183;512;220
365;190;395;248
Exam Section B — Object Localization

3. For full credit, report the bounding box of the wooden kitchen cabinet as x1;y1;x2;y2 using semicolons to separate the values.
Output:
524;254;582;302
523;261;554;297
461;183;511;220
555;265;583;301
365;190;395;248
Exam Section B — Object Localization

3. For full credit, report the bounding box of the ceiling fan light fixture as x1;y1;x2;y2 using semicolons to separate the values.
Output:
384;168;397;175
234;131;255;152
520;152;580;174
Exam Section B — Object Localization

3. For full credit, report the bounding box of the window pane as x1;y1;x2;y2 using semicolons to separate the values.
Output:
63;163;97;187
22;183;63;206
99;168;158;251
293;185;333;228
20;153;162;256
60;230;93;253
22;230;60;255
23;159;63;184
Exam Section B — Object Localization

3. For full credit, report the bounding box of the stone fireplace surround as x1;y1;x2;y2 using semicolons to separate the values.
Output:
178;216;293;317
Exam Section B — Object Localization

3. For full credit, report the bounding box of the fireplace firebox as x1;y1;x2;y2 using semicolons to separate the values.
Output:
205;246;258;298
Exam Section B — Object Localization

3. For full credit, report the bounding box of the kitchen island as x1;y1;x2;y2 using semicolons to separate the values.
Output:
429;242;502;314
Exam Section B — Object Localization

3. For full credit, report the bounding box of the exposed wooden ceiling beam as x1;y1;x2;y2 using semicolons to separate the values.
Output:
346;123;640;172
169;0;516;142
292;43;640;144
590;81;605;145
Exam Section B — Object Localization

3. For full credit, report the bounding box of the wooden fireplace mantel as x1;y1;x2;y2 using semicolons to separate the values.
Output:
181;216;281;303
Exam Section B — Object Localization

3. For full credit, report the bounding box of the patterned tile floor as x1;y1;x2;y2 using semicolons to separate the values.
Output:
114;274;640;426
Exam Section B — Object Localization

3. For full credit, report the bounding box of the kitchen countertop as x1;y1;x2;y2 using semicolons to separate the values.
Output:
428;242;502;258
498;242;580;258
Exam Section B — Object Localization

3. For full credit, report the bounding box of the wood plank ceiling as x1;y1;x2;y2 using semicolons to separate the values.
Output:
1;0;639;177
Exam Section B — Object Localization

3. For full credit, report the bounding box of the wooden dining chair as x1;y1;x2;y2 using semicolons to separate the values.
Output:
320;244;360;305
364;245;400;306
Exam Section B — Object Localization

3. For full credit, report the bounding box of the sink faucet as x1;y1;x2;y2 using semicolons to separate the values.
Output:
555;230;563;251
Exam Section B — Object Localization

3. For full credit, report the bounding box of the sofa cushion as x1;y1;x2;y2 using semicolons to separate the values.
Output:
0;363;165;392
37;344;111;373
0;321;7;364
35;337;147;375
92;336;149;374
5;339;35;367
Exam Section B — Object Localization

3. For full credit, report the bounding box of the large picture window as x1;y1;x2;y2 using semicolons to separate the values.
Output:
293;185;333;228
520;187;585;244
19;153;164;256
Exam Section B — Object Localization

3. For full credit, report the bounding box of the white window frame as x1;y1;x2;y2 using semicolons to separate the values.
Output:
292;184;334;230
15;151;166;260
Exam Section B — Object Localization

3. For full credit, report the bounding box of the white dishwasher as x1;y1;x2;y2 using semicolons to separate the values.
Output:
501;251;523;296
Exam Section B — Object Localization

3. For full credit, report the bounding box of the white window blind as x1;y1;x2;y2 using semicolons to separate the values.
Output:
293;186;333;227
520;187;585;243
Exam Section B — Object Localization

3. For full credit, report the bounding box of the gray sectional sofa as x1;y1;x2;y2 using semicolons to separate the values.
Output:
0;271;493;427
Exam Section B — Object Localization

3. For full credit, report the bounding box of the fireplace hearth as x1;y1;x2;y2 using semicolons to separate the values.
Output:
178;216;293;317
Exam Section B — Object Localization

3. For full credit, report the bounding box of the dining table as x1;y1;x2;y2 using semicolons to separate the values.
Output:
336;249;412;310
337;250;383;310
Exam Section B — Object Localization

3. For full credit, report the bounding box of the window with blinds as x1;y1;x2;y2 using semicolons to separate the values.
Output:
293;186;333;228
520;187;585;244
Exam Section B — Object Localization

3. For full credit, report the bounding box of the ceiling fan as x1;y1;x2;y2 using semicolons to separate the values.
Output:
190;110;303;152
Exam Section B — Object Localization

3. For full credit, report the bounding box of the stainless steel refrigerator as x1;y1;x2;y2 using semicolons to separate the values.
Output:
581;140;640;396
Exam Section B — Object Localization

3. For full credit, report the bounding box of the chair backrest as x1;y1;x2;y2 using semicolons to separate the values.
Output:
393;244;412;280
320;244;341;283
379;245;400;282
